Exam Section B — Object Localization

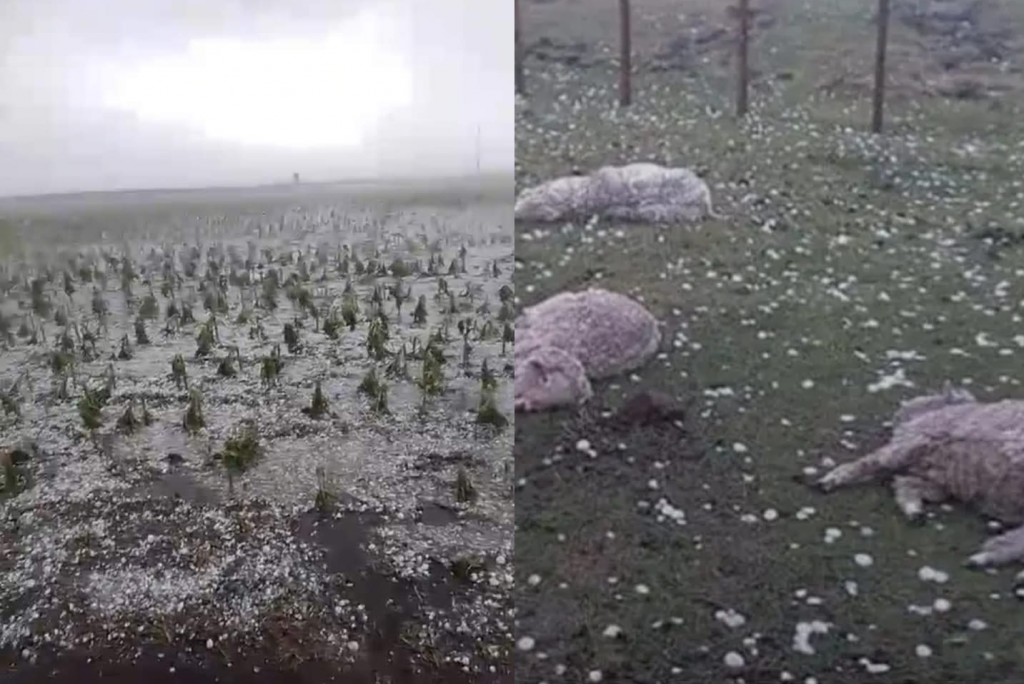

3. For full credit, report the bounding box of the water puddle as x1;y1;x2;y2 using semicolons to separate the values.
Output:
418;501;460;526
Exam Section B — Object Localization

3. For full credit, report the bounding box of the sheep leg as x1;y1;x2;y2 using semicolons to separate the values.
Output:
818;440;913;492
891;475;947;521
967;525;1024;567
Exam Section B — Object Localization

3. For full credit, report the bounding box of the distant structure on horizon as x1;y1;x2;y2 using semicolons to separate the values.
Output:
293;172;300;184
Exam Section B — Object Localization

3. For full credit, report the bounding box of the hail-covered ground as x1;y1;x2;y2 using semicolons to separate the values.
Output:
515;0;1024;682
0;180;514;682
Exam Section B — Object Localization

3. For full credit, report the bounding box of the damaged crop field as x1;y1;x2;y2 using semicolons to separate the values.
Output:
516;0;1024;683
0;178;514;682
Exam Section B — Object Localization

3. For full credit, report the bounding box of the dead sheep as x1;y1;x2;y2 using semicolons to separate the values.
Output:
514;163;717;224
818;383;1024;568
515;288;660;412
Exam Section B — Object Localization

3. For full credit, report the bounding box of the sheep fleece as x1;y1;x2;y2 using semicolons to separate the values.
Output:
515;288;660;411
514;163;713;223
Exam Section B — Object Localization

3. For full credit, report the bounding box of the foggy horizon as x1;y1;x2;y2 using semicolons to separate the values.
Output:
0;0;512;198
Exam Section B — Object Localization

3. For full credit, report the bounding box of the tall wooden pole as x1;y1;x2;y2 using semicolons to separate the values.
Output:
871;0;890;134
618;0;632;107
737;0;750;117
515;0;525;95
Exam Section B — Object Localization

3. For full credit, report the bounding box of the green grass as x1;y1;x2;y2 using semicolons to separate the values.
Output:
515;1;1024;681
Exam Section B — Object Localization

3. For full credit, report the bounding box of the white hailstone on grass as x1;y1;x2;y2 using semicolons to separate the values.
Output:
517;636;536;652
206;638;214;649
915;644;933;658
933;598;952;612
588;670;603;682
844;581;859;596
792;621;831;655
714;609;747;629
918;566;949;583
859;658;891;674
795;507;816;521
763;508;779;521
733;443;749;454
968;619;988;631
801;379;815;389
576;439;591;453
723;651;746;669
854;553;874;567
824;527;843;544
635;584;650;596
528;574;542;587
602;624;622;638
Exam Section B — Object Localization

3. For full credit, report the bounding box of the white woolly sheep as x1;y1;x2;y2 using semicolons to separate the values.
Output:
515;288;660;412
514;163;716;224
819;384;1024;568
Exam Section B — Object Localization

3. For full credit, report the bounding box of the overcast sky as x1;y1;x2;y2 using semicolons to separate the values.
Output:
0;0;511;197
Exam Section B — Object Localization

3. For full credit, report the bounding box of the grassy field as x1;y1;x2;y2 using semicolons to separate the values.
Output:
515;0;1024;682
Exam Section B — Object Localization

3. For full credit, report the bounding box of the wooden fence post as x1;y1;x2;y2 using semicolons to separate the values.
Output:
515;0;526;95
871;0;890;133
737;0;750;117
619;0;632;107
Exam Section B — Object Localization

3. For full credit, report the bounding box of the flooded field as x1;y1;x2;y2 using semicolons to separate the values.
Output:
0;181;514;681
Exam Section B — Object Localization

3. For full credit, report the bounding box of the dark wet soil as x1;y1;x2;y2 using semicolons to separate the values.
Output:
148;469;219;505
418;501;460;527
0;509;508;684
0;647;507;683
300;509;460;615
293;510;480;669
611;389;687;428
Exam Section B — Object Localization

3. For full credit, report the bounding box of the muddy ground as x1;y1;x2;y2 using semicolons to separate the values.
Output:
516;0;1024;682
0;180;514;681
